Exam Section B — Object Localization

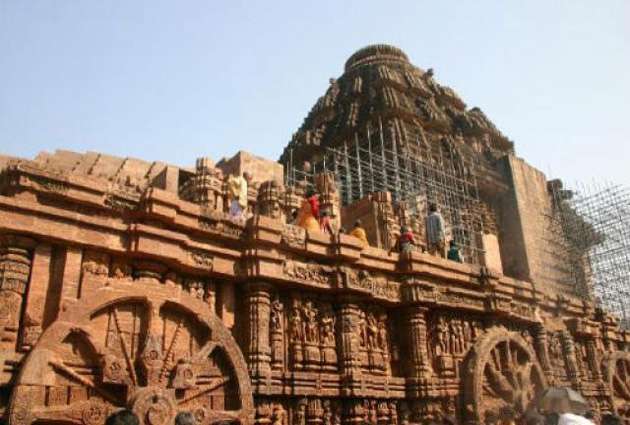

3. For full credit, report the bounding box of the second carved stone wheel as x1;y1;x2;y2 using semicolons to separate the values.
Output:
462;328;547;423
604;351;630;423
7;281;254;425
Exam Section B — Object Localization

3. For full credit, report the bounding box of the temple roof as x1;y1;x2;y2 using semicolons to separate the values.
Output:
280;44;513;165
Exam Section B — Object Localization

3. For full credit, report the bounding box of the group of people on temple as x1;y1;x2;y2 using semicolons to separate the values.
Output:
293;187;463;263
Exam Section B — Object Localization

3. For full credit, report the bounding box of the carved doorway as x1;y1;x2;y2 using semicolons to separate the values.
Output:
8;281;254;425
604;351;630;423
462;327;547;423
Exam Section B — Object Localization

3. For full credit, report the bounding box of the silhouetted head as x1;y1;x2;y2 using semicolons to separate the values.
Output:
305;188;316;198
354;219;362;227
450;240;457;247
544;412;560;425
602;414;622;425
175;411;196;425
401;225;409;234
429;203;437;212
105;409;140;425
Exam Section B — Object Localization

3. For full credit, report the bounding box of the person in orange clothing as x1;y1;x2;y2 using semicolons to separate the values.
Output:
296;188;320;232
349;220;369;247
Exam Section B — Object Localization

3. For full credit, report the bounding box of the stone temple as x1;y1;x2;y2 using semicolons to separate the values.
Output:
0;44;628;424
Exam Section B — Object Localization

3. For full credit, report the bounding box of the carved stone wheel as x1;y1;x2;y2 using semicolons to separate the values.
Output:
8;281;254;425
604;351;630;422
463;327;547;423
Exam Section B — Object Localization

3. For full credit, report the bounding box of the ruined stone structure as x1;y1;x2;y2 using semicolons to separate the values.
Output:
0;45;628;425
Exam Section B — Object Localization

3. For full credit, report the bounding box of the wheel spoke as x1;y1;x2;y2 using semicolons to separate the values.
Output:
112;308;138;386
177;377;231;405
192;340;221;363
486;362;514;399
29;401;110;424
48;359;121;405
208;410;241;424
159;317;184;383
613;373;630;400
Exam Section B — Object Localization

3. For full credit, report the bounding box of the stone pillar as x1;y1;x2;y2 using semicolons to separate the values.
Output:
338;300;363;381
219;281;235;329
246;282;272;378
270;296;284;370
405;306;432;397
560;330;580;385
20;242;53;351
60;246;83;304
406;306;431;377
585;338;602;381
533;323;553;382
0;235;34;352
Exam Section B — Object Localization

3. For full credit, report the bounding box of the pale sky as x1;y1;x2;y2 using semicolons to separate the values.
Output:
1;1;628;185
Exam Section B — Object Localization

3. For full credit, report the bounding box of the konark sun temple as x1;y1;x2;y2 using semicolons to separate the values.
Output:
0;44;628;425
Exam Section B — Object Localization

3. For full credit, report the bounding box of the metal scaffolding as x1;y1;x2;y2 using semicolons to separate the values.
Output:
284;120;486;264
543;181;630;328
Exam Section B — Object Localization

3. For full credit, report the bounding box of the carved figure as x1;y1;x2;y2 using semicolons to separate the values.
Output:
272;403;287;425
294;399;307;425
303;301;319;344
290;303;304;341
271;297;284;331
377;314;388;351
366;311;379;349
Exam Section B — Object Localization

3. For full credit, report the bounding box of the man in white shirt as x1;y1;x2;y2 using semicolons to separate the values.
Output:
558;413;595;425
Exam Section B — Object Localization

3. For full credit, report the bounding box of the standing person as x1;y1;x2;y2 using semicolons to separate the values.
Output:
392;225;416;254
447;240;463;263
296;188;320;232
227;172;251;219
319;210;335;235
306;188;320;220
426;203;446;258
349;220;369;247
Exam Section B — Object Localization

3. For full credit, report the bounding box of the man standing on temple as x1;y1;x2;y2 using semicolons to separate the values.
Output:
227;171;251;219
426;203;446;258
